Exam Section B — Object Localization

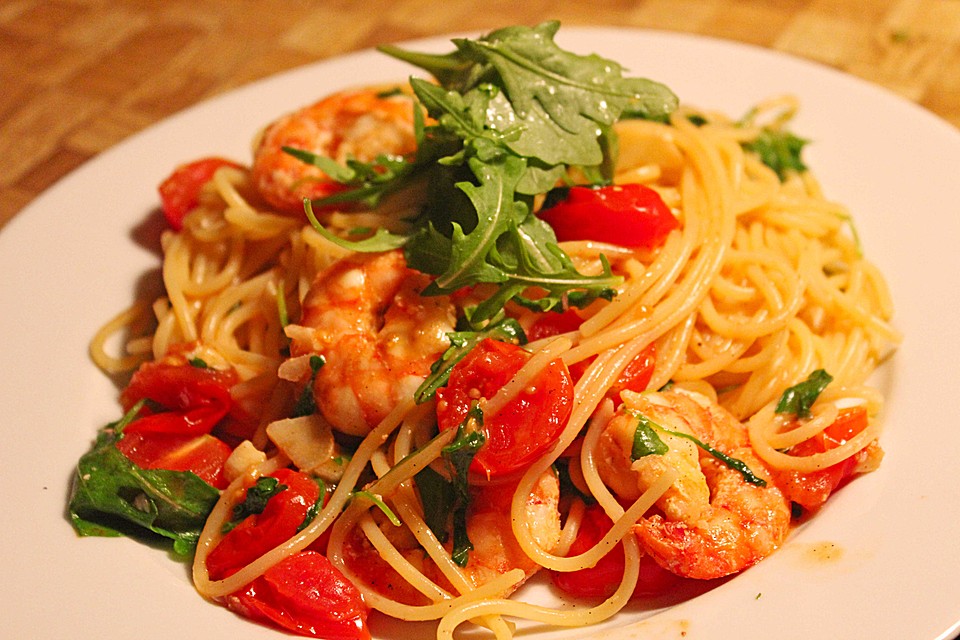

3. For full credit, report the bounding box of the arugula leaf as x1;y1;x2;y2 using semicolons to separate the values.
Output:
229;477;286;526
743;128;809;181
455;21;677;131
351;490;401;526
626;408;766;486
629;411;669;459
554;457;594;505
408;155;619;322
304;199;409;252
775;369;834;419
298;477;327;532
442;405;486;567
291;354;326;418
413;317;525;404
376;44;485;93
435;155;530;290
414;466;456;542
666;428;767;487
303;21;679;324
68;408;220;555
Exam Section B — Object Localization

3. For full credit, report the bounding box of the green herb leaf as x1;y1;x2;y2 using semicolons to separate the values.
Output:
663;427;767;487
298;477;327;532
352;490;401;526
452;21;677;132
630;407;766;486
291;354;326;418
628;411;669;459
229;477;287;527
743;129;809;181
304;200;409;252
441;405;487;566
554;458;594;504
68;414;220;555
414;466;455;542
377;22;673;320
414;317;525;404
775;369;834;419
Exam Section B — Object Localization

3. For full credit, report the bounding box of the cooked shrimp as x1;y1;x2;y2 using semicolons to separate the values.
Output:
342;468;561;604
596;389;790;580
252;85;419;214
287;249;455;436
454;469;562;590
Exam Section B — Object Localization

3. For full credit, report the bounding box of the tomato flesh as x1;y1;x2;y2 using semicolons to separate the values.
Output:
550;504;681;599
120;361;237;436
158;157;242;230
116;431;231;489
207;468;321;580
528;310;656;403
772;406;870;511
537;183;678;248
436;338;573;479
207;470;368;639
223;551;370;640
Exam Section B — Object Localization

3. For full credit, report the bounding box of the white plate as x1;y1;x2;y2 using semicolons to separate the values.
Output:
1;27;958;640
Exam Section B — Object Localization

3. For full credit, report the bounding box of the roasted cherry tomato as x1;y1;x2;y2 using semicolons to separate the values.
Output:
206;468;322;580
537;183;678;248
436;338;573;480
116;431;232;489
222;551;370;640
772;406;870;512
525;309;586;342
550;504;682;599
528;310;656;403
158;157;242;230
208;470;365;638
120;361;237;436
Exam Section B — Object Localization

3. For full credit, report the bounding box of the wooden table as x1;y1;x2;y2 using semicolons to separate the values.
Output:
2;0;958;229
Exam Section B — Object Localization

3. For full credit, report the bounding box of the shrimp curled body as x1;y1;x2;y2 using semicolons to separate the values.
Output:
342;468;561;605
252;85;419;214
289;250;455;436
597;389;790;580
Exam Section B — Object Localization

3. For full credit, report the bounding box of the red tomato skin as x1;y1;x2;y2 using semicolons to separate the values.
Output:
550;504;682;599
527;312;656;403
116;431;232;489
772;406;870;511
435;339;573;479
158;157;242;230
605;343;656;400
223;551;370;640
206;469;321;581
525;309;585;342
120;362;237;436
537;184;678;248
527;309;657;406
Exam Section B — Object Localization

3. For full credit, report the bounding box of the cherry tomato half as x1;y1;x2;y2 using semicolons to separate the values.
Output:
528;310;656;404
158;157;242;230
206;468;322;580
550;504;682;599
116;431;232;489
120;361;237;436
772;406;870;511
222;551;370;640
208;470;366;638
436;338;573;480
537;183;678;248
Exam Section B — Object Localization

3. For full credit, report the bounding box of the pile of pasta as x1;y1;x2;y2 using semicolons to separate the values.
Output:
91;95;899;638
